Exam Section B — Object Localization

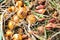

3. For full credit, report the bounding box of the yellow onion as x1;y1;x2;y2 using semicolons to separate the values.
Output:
8;21;14;30
12;34;22;40
13;15;19;23
26;15;36;24
17;7;27;19
6;30;13;37
7;6;16;12
16;1;23;8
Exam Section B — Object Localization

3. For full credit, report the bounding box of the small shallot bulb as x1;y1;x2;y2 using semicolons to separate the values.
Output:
12;34;22;40
52;11;58;18
8;21;14;30
36;5;45;9
49;18;56;23
6;30;13;37
13;15;19;23
23;5;28;14
45;23;52;30
35;9;46;14
27;15;36;24
7;6;16;12
37;26;44;34
17;8;27;19
17;8;23;18
45;23;56;30
16;1;23;8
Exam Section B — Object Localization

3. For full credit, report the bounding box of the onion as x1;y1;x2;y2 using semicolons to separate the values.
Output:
16;1;23;8
35;9;46;14
12;34;22;40
7;6;16;12
8;21;15;30
13;15;19;23
27;15;36;24
45;23;56;30
6;30;13;37
36;5;45;9
37;26;44;34
49;18;56;23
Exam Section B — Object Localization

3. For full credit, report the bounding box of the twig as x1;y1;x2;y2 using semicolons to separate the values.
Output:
50;31;60;39
24;27;31;37
33;33;45;40
44;27;47;40
31;34;36;40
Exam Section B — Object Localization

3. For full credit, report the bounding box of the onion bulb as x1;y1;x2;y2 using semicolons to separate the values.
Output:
8;21;14;30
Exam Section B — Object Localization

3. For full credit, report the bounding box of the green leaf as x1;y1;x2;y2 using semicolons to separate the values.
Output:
24;1;30;6
33;12;44;18
0;0;4;3
49;0;57;8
